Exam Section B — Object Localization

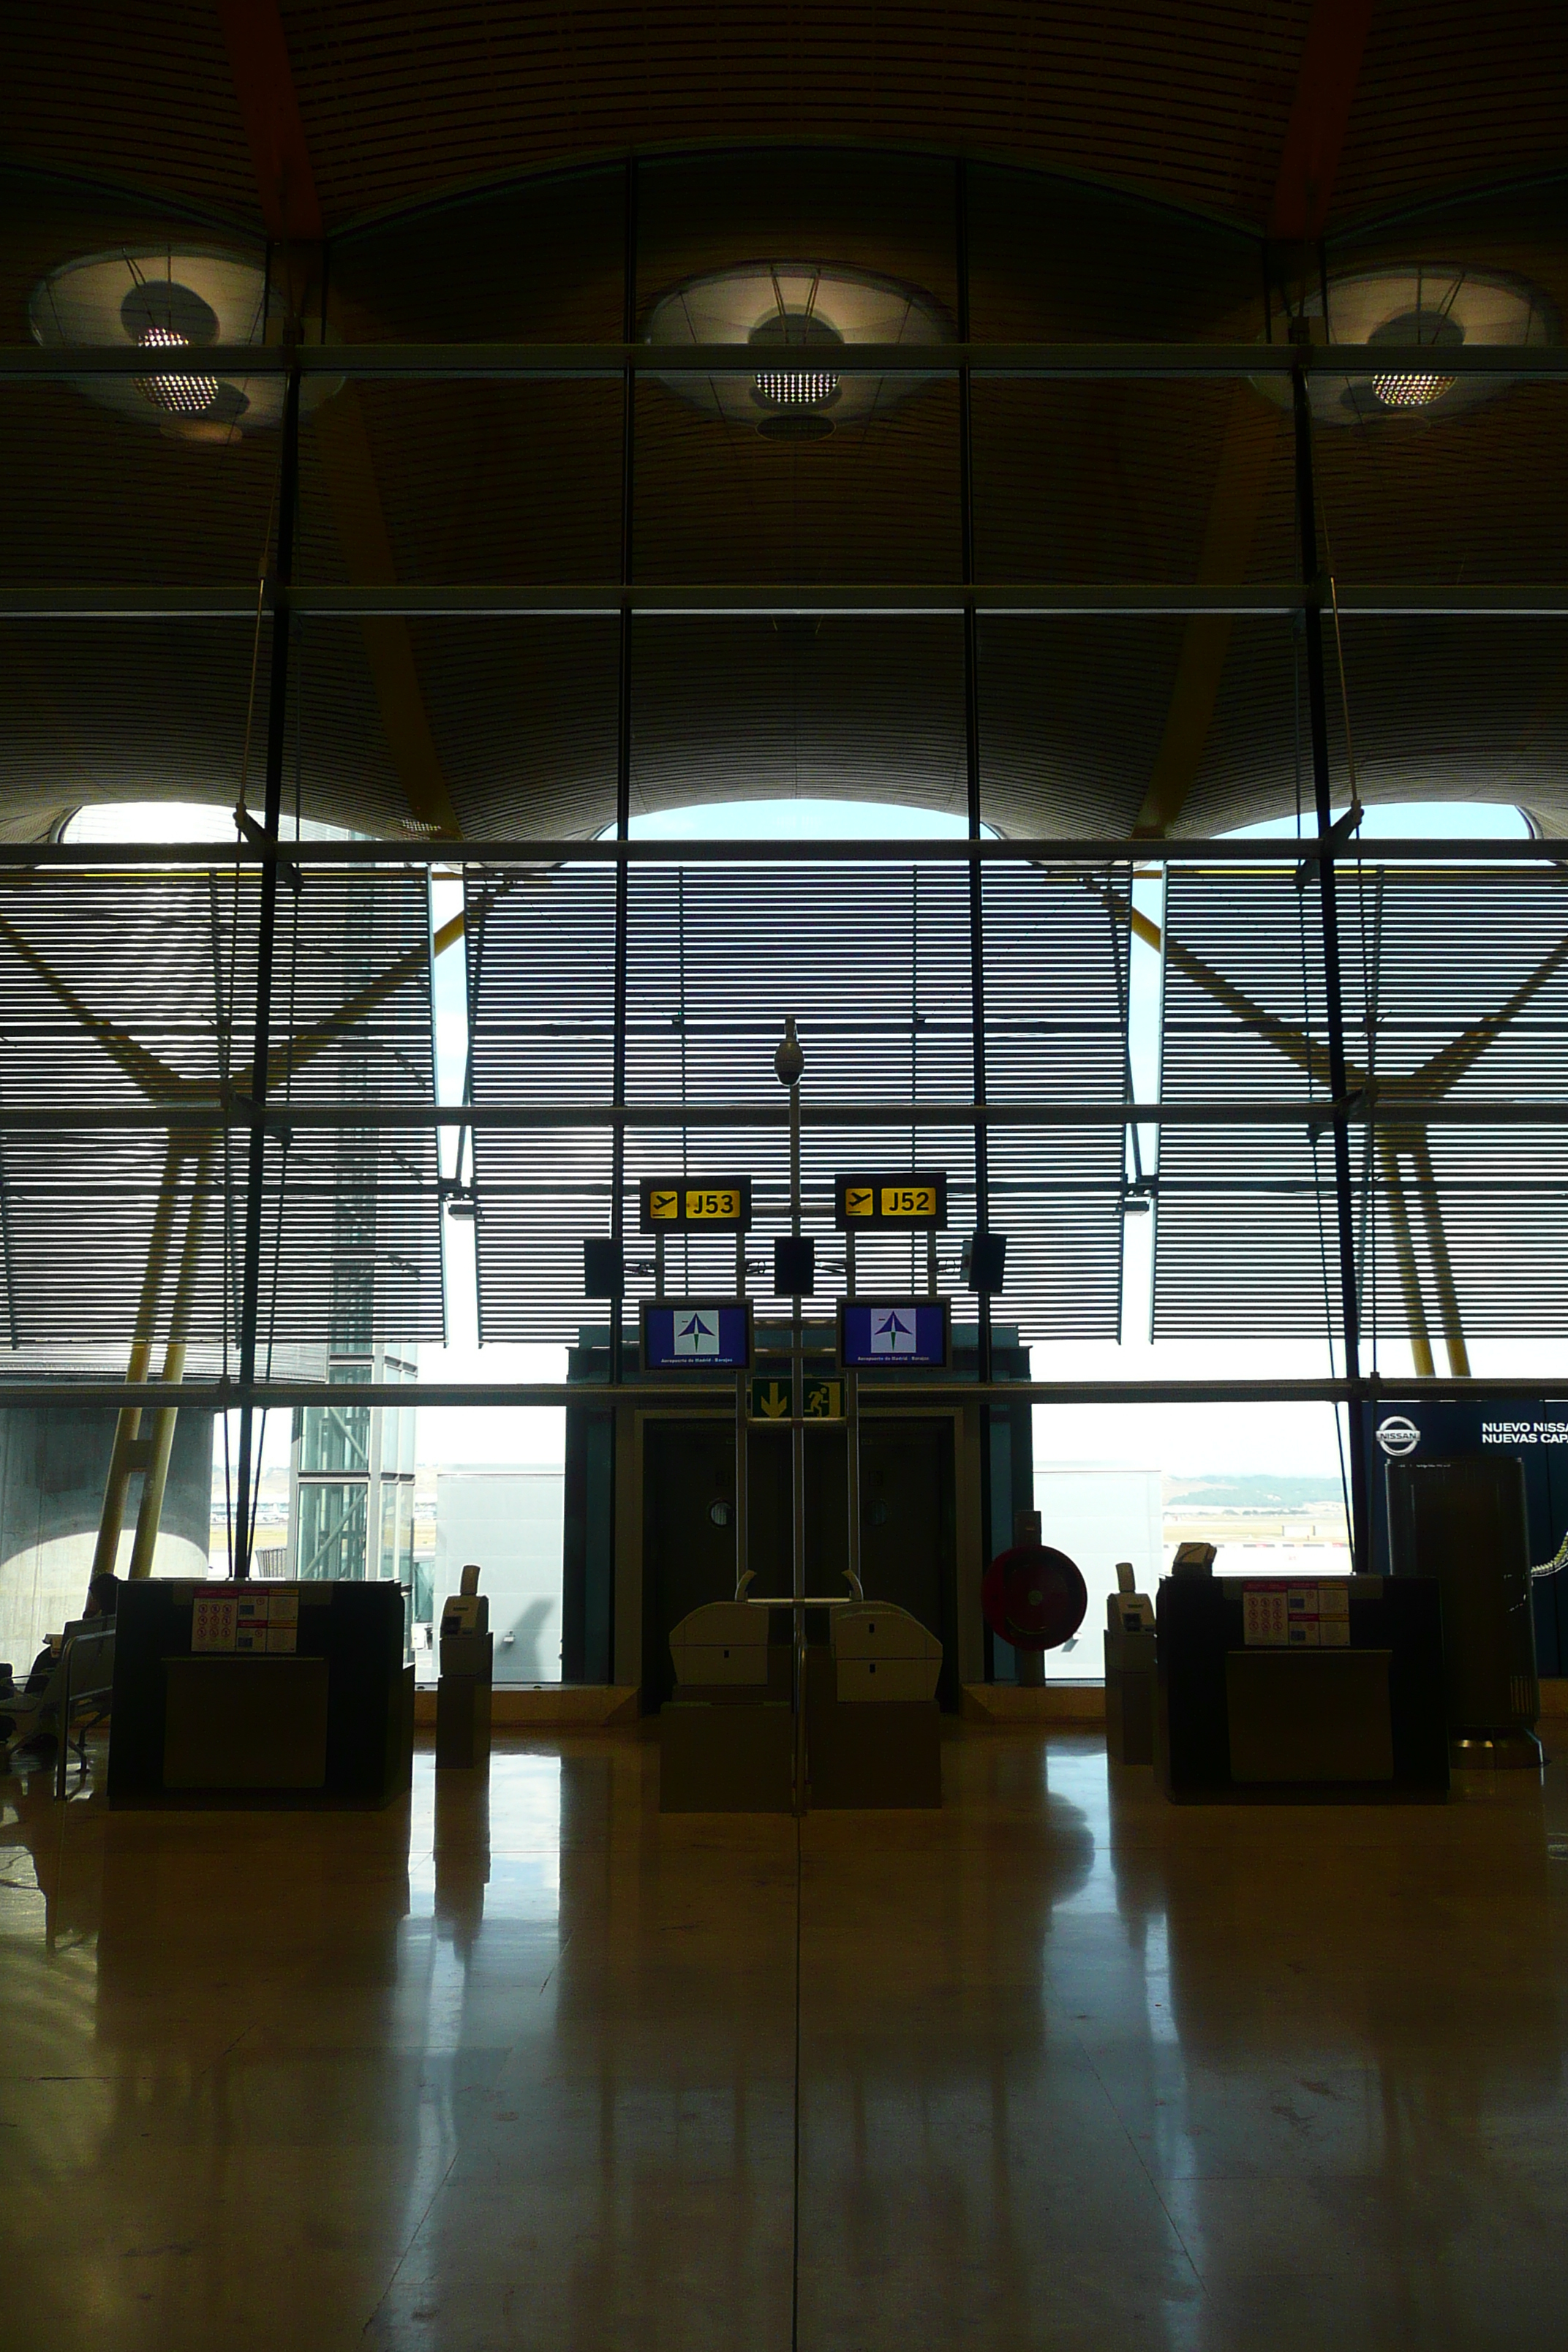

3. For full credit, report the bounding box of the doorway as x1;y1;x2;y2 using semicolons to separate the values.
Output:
641;1414;958;1709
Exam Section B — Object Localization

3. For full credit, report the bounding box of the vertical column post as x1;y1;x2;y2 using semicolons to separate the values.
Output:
774;1017;808;1814
734;1228;748;1596
609;154;638;1390
956;159;992;1392
234;355;302;1583
1290;339;1370;1572
845;1229;860;1597
790;1067;807;1812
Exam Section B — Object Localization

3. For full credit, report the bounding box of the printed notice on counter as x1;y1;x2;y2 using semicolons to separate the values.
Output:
1243;1584;1351;1648
192;1594;238;1653
1242;1588;1289;1645
194;1586;301;1654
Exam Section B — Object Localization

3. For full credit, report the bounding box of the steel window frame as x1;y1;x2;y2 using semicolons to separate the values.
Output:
4;342;1564;381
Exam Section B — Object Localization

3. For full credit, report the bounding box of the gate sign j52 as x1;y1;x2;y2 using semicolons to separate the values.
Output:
834;1172;947;1229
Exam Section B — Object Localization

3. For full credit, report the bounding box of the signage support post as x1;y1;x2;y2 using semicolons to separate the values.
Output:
777;1017;809;1818
734;1223;748;1597
734;1365;749;1599
654;1230;665;1299
845;1229;860;1599
791;1049;807;1817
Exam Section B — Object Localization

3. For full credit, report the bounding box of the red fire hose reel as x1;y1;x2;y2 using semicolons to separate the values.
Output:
980;1543;1088;1652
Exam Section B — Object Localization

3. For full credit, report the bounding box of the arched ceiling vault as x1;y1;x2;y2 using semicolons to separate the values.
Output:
1;1;1567;843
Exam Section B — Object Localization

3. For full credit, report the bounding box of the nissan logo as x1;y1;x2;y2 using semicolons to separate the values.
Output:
1376;1414;1421;1459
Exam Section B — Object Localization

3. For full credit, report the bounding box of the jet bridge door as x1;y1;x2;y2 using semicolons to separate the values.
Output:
641;1413;957;1711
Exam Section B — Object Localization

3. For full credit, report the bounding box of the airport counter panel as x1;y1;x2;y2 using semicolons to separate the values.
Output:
108;1578;414;1809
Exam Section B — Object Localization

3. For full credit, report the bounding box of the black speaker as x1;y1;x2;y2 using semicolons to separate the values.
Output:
961;1231;1007;1294
582;1237;625;1298
773;1236;815;1297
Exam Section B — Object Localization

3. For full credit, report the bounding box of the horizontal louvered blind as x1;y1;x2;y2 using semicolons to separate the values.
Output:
467;859;1128;1343
0;869;442;1349
1155;865;1568;1343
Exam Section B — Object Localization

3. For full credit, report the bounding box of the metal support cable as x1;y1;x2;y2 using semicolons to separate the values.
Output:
233;358;302;1583
609;153;637;1393
956;159;993;1394
1290;347;1370;1572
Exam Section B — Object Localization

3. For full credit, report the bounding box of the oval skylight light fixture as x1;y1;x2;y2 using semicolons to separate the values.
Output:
1255;265;1556;425
645;263;950;437
29;246;339;445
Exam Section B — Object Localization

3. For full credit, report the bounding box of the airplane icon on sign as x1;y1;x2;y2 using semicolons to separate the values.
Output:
845;1188;872;1216
649;1191;678;1218
871;1309;916;1356
674;1313;720;1357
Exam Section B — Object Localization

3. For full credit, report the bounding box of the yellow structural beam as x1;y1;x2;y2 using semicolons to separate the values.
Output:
311;388;463;840
1132;393;1283;840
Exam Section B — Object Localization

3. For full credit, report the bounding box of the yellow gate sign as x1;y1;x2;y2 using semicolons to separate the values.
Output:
639;1177;753;1231
834;1171;947;1229
749;1377;844;1421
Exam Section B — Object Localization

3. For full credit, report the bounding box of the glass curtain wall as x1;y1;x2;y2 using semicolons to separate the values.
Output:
290;1349;417;1587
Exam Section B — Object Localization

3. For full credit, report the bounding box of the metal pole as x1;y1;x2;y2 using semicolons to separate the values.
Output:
4;830;1564;870
1291;342;1370;1573
233;358;302;1582
734;1366;750;1597
773;1017;809;1814
734;1225;749;1597
791;1071;807;1812
609;154;636;1391
956;159;992;1391
845;1228;860;1597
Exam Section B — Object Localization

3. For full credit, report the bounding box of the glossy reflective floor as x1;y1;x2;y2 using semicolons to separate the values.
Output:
3;1727;1567;2350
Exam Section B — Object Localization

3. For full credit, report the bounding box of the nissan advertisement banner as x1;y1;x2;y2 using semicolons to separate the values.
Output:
1362;1396;1568;1673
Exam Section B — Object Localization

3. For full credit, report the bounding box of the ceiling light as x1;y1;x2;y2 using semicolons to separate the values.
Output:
134;324;220;417
747;312;844;438
29;246;339;446
1365;305;1462;411
1371;370;1457;409
647;263;949;438
1253;265;1555;425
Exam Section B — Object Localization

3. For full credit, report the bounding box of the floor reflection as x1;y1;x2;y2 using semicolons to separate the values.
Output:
0;1727;1565;2348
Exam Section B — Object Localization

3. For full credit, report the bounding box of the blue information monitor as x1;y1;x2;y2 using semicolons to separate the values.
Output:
837;1298;951;1371
640;1299;753;1372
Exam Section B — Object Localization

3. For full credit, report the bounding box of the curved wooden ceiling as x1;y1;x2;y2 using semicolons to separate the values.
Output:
1;1;1563;238
1;4;1566;845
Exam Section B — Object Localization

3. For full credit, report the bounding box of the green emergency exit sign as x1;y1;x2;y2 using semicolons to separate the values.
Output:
749;1377;844;1421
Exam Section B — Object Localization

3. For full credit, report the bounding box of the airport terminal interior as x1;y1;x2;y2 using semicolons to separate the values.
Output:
4;3;1568;2345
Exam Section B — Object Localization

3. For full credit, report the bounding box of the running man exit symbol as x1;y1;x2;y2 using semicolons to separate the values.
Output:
872;1308;916;1357
749;1379;843;1420
674;1311;720;1357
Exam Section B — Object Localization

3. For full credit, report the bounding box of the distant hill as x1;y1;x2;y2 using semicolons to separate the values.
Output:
1166;1473;1346;1511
